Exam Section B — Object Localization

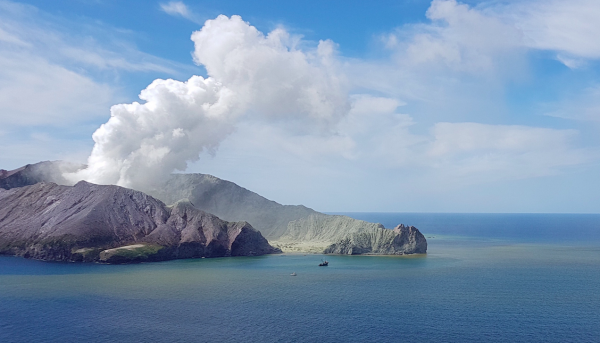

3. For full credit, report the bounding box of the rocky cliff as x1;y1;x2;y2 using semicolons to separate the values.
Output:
323;224;427;255
0;182;279;263
278;214;427;255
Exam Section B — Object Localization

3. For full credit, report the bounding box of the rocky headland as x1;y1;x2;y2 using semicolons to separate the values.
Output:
274;215;427;255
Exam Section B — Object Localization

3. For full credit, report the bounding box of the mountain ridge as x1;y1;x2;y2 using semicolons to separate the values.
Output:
0;181;278;263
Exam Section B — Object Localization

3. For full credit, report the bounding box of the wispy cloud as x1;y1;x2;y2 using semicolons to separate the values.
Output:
0;0;198;130
160;1;202;23
544;85;600;122
0;26;29;46
0;1;189;74
385;0;524;75
160;1;190;17
504;0;600;60
384;0;600;72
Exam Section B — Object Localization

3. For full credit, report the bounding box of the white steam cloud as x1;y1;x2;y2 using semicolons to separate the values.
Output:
67;15;349;190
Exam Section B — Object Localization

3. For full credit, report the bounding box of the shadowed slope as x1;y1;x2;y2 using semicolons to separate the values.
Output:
150;173;319;240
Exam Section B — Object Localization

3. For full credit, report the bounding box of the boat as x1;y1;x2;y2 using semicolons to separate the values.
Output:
290;272;297;276
318;259;329;266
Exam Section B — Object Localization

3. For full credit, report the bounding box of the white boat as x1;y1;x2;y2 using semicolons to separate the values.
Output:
290;272;297;276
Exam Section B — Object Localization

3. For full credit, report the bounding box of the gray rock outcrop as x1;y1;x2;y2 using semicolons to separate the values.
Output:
323;224;427;255
0;181;279;263
281;214;427;255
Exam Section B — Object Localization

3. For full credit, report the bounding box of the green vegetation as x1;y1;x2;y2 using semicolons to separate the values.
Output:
99;244;166;263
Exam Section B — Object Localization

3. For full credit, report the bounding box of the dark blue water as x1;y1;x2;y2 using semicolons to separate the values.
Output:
1;213;600;343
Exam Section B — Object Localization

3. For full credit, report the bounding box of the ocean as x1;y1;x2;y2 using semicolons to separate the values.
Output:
1;213;599;343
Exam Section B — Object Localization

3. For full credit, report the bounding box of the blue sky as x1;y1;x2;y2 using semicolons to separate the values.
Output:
1;0;600;212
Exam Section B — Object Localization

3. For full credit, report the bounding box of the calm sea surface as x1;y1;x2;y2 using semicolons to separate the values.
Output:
1;213;599;343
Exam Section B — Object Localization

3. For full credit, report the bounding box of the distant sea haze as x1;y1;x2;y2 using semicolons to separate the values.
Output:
1;213;599;342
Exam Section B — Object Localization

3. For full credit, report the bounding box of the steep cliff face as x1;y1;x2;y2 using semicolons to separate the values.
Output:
0;182;279;263
280;215;427;255
143;199;277;258
323;224;427;255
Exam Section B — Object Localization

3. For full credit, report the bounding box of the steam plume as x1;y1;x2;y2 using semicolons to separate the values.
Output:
67;15;349;190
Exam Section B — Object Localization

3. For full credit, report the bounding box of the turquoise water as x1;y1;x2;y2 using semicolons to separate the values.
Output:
1;213;600;342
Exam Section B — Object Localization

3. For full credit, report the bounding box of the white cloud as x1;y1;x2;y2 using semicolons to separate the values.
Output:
428;122;575;157
383;0;600;73
204;118;594;198
385;0;524;75
189;97;595;210
192;88;591;191
192;16;349;132
0;26;29;46
368;119;591;184
0;53;113;126
69;15;351;190
503;0;600;61
425;123;590;181
348;1;529;128
343;106;591;184
0;0;208;178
